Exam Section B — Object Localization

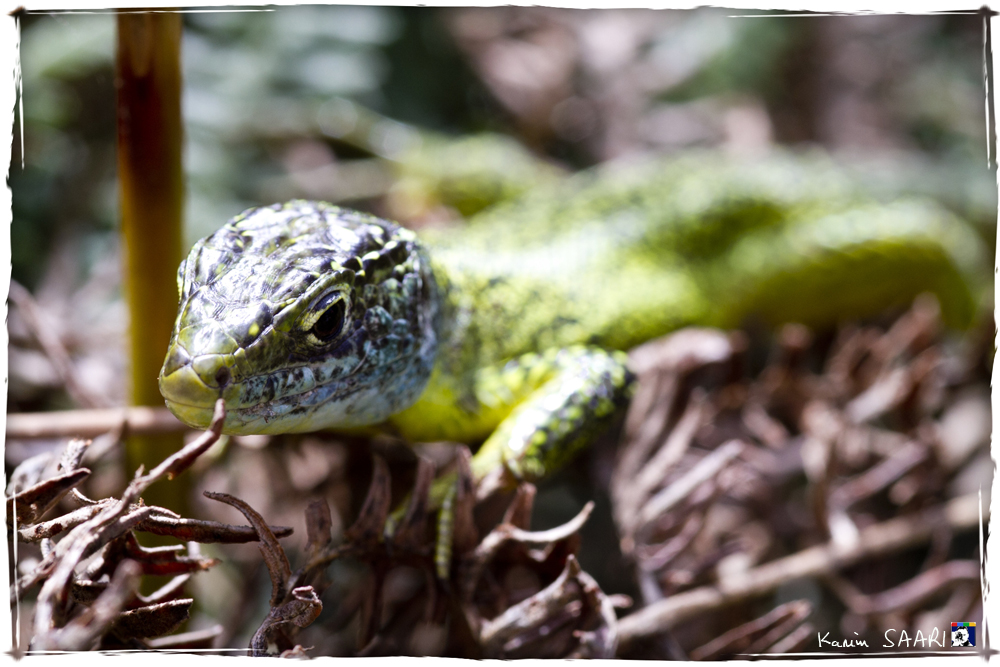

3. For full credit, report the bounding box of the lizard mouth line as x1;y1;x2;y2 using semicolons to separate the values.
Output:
163;379;347;431
161;349;372;413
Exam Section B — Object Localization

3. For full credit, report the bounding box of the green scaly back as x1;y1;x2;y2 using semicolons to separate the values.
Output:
160;149;986;481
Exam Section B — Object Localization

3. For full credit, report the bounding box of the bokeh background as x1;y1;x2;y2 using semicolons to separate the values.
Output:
8;6;997;657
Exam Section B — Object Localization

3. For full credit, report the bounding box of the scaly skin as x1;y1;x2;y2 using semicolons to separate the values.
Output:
160;204;439;435
159;151;985;487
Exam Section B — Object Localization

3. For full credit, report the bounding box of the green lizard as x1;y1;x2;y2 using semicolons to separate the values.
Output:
158;149;985;571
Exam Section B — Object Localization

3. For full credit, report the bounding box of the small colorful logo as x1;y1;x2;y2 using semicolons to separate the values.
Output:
951;622;976;647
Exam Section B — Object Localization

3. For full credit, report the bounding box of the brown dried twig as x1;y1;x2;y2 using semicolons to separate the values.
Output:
610;299;989;657
459;496;618;659
263;438;619;659
11;399;296;652
689;599;812;660
7;405;186;440
825;559;981;616
205;491;339;657
616;492;983;649
205;491;293;607
8;280;106;409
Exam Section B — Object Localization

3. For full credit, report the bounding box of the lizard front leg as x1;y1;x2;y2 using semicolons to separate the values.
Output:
469;346;636;496
390;346;635;578
441;347;634;577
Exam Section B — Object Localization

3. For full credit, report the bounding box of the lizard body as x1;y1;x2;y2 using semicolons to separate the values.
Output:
159;150;984;484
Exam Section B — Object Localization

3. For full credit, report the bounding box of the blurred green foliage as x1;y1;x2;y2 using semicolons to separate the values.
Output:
11;7;489;290
13;14;117;290
655;12;795;103
10;8;993;292
179;6;492;245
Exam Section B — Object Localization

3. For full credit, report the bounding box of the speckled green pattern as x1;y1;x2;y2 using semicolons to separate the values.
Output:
701;200;983;329
468;347;634;481
159;151;986;485
159;201;439;434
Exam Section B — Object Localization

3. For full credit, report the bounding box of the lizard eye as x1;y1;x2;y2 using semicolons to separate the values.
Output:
312;296;347;341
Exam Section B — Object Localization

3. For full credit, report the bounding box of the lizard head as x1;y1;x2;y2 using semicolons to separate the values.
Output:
158;200;440;434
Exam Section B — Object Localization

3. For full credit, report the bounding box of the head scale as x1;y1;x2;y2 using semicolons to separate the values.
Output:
159;200;440;434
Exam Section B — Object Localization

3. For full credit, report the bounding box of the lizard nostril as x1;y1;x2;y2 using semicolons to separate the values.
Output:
214;365;231;389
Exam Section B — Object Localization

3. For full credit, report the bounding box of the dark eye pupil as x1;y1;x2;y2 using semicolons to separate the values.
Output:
313;299;346;341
